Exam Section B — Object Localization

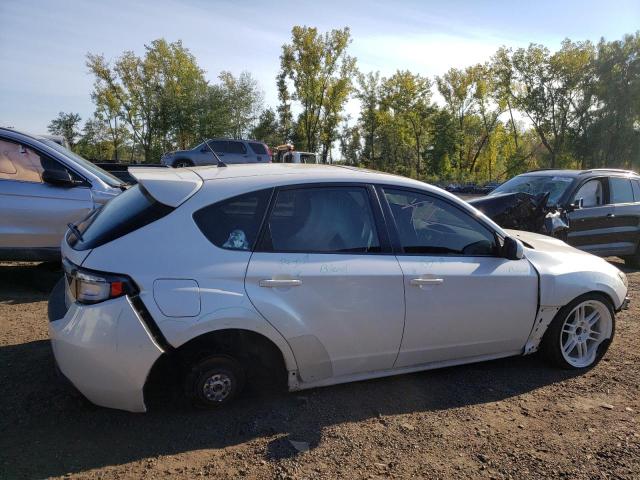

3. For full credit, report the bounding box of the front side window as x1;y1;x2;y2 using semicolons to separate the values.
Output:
260;187;381;253
573;179;604;207
609;177;634;204
0;138;82;184
384;188;497;256
208;140;227;153
193;189;271;251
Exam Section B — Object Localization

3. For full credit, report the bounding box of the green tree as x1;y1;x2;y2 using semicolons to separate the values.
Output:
87;39;208;162
437;67;476;178
279;26;357;154
356;71;382;168
381;71;432;175
251;107;281;147
510;40;595;168
219;71;263;139
47;112;82;147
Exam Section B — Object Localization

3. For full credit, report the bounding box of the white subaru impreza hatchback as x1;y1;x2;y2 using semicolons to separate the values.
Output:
49;164;629;412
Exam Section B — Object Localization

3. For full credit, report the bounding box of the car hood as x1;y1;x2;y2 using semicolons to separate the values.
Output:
506;229;627;309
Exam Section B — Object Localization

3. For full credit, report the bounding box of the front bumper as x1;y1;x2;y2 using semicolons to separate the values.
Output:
49;291;164;412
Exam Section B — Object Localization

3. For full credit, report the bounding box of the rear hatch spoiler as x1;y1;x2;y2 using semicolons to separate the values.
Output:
129;167;203;207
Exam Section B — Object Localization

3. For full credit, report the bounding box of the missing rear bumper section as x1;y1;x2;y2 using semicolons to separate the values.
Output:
49;294;164;413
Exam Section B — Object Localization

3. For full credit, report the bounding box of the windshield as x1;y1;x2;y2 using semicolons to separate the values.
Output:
490;175;574;205
39;139;123;188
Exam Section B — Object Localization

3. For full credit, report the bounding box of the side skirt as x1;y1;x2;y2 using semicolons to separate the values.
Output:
289;350;523;392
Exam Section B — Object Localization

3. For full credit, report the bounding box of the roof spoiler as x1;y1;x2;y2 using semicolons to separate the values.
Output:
129;167;203;207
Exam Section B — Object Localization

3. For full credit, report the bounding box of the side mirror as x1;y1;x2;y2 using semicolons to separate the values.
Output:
502;236;524;260
570;198;584;210
42;169;78;187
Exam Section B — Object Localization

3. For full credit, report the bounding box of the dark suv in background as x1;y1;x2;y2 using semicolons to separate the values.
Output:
161;138;271;167
477;169;640;266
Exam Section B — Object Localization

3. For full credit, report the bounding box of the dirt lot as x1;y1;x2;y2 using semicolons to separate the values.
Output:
0;261;638;479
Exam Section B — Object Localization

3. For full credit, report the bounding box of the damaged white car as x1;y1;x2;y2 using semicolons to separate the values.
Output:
48;164;629;412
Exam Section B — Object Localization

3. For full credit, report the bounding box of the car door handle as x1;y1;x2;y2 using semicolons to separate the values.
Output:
259;279;302;287
410;278;444;286
606;213;616;218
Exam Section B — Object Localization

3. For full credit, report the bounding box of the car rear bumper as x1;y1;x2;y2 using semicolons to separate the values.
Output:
48;290;164;413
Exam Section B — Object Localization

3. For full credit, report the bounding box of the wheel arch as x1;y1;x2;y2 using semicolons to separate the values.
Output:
524;289;617;355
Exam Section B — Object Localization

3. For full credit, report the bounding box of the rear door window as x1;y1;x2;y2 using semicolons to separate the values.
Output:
69;184;173;250
609;177;634;204
227;141;247;154
193;189;271;251
258;186;381;253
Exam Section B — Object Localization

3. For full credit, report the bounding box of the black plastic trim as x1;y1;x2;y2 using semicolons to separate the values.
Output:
130;295;174;352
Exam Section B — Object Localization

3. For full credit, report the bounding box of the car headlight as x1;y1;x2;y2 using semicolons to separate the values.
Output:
618;270;628;288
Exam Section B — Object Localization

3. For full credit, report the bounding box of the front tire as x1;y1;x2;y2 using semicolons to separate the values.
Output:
541;293;615;369
185;356;245;408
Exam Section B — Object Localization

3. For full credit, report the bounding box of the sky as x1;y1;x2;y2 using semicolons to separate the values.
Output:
1;0;638;134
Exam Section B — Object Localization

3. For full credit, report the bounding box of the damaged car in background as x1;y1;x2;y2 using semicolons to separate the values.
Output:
469;169;640;267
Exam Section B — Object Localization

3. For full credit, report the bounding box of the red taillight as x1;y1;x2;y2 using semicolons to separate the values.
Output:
110;281;124;297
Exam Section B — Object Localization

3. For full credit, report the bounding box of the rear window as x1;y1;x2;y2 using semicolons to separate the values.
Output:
68;185;173;250
193;189;271;251
248;142;267;155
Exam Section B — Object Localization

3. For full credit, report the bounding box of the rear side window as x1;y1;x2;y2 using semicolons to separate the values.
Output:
69;185;173;250
610;177;634;204
258;187;381;253
248;142;267;155
227;141;247;154
193;189;271;251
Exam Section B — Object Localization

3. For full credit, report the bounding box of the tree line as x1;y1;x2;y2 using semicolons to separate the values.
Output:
48;28;640;183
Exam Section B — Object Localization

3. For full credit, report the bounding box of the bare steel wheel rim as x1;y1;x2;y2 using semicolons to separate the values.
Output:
560;300;612;368
202;372;233;402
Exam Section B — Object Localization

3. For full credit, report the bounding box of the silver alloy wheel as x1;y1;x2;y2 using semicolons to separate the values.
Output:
202;373;233;402
560;300;613;367
175;161;189;168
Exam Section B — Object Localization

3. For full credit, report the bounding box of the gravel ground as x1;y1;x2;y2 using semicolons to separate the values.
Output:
0;260;638;479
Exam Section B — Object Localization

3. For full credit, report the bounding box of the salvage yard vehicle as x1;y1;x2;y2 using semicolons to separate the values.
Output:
0;128;125;261
161;138;271;167
48;164;629;412
272;144;319;164
470;169;640;266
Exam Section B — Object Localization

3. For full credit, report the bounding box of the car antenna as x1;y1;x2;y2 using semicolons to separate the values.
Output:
202;138;227;167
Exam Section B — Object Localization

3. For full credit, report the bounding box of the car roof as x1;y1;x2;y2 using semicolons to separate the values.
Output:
520;168;638;178
186;163;423;185
131;163;438;205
